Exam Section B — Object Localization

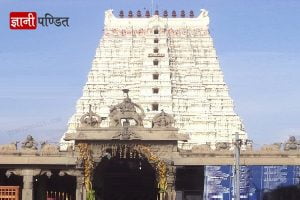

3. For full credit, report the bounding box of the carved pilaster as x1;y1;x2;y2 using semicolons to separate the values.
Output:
166;166;176;200
76;176;86;200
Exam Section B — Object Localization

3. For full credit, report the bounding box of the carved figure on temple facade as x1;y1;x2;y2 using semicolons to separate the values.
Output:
109;89;145;127
117;96;136;113
215;142;230;151
112;120;141;140
244;140;253;151
21;135;37;150
80;105;101;128
284;136;299;151
152;110;174;128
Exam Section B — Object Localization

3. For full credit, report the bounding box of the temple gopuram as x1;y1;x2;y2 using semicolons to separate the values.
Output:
1;9;300;200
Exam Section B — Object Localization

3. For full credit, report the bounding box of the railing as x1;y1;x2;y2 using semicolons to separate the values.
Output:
46;191;72;200
0;186;20;200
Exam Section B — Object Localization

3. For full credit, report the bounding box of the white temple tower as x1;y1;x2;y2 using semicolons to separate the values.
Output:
61;9;247;149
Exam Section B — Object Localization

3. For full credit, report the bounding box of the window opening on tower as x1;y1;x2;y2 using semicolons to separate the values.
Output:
152;88;159;94
153;74;159;80
152;103;159;111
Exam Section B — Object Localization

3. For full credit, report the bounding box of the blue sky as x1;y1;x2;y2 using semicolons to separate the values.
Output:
0;0;299;146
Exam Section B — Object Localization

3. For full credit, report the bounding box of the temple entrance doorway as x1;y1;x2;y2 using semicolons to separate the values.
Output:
93;147;158;200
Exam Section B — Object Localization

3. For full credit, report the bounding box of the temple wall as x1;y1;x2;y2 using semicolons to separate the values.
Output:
203;165;300;200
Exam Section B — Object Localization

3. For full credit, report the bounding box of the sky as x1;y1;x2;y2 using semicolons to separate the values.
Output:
0;0;299;147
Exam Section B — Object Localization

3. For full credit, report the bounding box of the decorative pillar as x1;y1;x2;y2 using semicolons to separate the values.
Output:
166;166;176;200
76;176;86;200
59;170;84;200
6;169;42;200
22;173;33;200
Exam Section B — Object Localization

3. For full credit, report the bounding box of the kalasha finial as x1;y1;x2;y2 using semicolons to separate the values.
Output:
154;10;159;16
119;10;124;18
172;10;176;18
128;10;133;18
189;10;194;18
181;10;185;17
137;10;142;17
145;10;150;18
163;10;168;17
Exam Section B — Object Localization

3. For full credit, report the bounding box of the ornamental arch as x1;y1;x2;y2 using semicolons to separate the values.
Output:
70;91;186;200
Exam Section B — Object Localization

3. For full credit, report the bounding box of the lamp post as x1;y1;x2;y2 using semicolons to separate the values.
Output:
233;132;241;200
233;132;252;200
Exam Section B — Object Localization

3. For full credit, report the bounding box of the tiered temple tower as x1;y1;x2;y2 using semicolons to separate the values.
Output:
61;9;247;149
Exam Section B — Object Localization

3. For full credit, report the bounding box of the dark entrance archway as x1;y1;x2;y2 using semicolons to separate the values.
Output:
93;151;158;200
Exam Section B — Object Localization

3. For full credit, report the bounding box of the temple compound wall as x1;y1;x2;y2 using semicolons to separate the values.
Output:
0;134;300;200
0;95;300;200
